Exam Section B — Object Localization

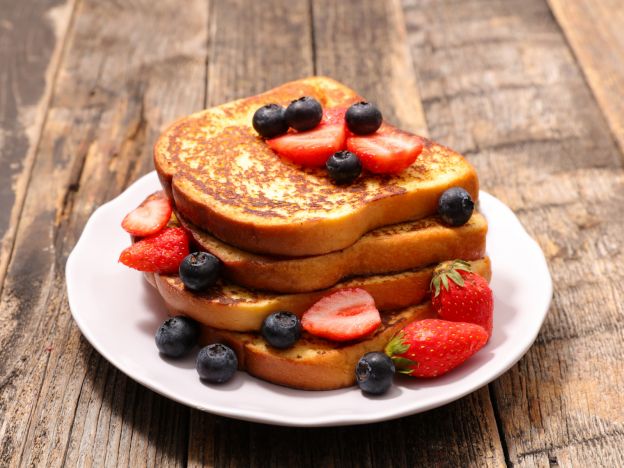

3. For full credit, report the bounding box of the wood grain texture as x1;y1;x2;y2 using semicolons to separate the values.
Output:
0;0;76;291
313;0;427;136
0;0;208;465
403;0;624;466
548;0;624;156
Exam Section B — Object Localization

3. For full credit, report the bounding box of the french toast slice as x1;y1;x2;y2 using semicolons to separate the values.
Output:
199;302;435;390
154;76;479;257
179;209;488;293
144;257;491;332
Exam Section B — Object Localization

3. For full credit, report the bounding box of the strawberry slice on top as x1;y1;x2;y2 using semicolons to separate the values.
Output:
267;107;347;167
122;191;172;236
346;124;423;174
301;288;382;341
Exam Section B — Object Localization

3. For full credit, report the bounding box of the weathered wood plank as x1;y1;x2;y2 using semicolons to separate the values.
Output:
548;0;624;156
0;0;208;465
403;0;624;465
0;0;76;291
313;0;427;136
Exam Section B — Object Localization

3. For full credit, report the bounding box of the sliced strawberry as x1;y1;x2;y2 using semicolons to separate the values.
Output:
266;107;347;167
122;191;172;236
119;227;189;274
301;288;381;341
346;124;423;174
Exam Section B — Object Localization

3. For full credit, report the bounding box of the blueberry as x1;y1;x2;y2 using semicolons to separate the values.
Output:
261;311;301;349
179;252;221;292
196;343;238;383
326;151;362;184
252;104;288;138
437;187;475;226
345;102;383;135
155;316;200;358
356;352;395;395
284;96;323;131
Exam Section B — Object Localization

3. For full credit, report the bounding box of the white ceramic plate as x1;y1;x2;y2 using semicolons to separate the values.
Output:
66;171;552;427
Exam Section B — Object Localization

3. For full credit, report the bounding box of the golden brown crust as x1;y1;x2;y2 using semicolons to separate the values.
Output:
148;258;491;332
181;211;488;293
199;303;435;390
154;76;479;256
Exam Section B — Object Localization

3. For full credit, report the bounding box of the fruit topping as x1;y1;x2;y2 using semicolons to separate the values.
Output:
119;227;189;274
179;251;222;292
285;96;323;131
431;260;493;336
121;191;172;237
267;107;346;167
301;288;381;342
437;187;474;226
346;125;423;174
252;103;289;138
196;343;238;383
356;352;395;395
385;319;488;377
261;311;301;349
345;101;383;135
326;150;362;184
155;316;200;358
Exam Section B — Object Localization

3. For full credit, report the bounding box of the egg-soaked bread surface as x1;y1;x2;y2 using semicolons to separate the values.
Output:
154;77;479;256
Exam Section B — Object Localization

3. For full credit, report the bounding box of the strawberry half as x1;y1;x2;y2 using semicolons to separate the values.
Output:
385;319;488;377
119;227;189;274
301;288;381;341
122;191;172;236
346;124;423;174
266;107;347;167
430;260;494;336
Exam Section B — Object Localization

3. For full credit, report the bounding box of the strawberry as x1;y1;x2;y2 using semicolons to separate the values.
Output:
301;288;381;341
430;260;493;336
266;107;347;167
385;319;488;377
119;227;189;274
122;191;172;236
346;124;423;174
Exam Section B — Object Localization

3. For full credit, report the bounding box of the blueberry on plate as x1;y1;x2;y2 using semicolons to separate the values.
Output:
326;150;362;184
252;103;289;139
196;343;238;383
345;101;383;135
437;187;475;226
179;252;221;292
356;352;395;395
285;96;323;131
155;316;200;358
261;311;301;349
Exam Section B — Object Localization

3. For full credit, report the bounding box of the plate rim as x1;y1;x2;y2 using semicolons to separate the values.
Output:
66;171;552;427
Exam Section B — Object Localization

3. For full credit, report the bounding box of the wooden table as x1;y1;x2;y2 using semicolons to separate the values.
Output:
1;0;623;466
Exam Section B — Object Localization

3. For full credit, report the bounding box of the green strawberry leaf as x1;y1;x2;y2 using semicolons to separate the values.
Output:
391;356;417;374
441;274;449;290
447;270;465;287
385;333;409;356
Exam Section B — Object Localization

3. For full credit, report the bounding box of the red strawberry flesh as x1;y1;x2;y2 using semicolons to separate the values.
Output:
346;124;423;174
122;191;172;236
119;227;189;274
267;107;346;167
385;319;488;378
431;260;494;336
301;288;381;341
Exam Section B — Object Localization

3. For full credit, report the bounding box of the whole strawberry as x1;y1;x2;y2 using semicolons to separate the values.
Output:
385;319;488;377
119;227;189;274
430;260;493;336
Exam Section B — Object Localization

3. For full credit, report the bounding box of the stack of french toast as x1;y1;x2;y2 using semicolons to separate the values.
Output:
122;77;491;391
